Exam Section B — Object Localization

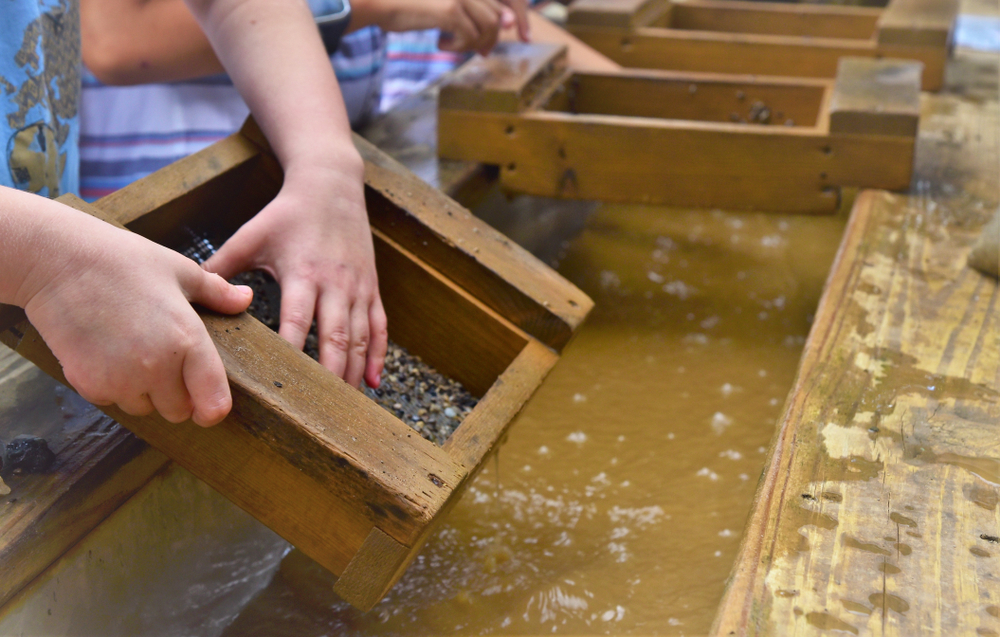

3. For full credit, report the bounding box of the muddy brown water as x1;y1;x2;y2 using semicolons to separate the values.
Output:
219;199;849;636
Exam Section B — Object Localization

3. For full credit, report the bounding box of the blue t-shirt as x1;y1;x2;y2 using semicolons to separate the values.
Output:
1;0;80;198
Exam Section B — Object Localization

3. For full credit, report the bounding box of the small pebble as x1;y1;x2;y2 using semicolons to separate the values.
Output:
4;435;55;476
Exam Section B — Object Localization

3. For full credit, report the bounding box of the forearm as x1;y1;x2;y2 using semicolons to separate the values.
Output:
185;0;362;177
82;0;225;85
0;188;90;308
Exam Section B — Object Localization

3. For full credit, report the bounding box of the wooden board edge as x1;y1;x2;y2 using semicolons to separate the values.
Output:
331;526;413;611
356;134;594;350
708;189;882;636
0;430;169;613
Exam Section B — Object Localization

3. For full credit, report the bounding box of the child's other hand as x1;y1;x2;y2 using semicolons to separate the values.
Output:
22;210;252;427
203;154;388;390
377;0;529;55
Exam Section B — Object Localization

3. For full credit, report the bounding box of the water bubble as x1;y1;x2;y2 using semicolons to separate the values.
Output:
566;432;588;445
647;271;665;284
696;467;720;481
573;393;587;403
711;412;733;434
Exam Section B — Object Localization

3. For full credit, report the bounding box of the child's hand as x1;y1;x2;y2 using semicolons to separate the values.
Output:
203;156;388;390
19;207;253;427
375;0;530;55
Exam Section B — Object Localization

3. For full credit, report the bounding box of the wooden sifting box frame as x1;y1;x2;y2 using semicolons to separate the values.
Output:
564;0;957;91
438;42;922;214
0;119;593;611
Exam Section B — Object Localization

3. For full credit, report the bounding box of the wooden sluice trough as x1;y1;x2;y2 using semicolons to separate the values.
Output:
564;0;958;91
438;42;922;214
0;120;593;612
0;33;996;636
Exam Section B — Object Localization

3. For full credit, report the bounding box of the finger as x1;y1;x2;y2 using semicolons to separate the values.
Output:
202;224;263;281
316;291;351;382
502;0;530;40
342;301;370;388
148;369;194;424
441;6;481;52
464;0;503;53
183;268;254;315
277;279;318;352
116;391;156;418
364;296;388;389
500;6;516;30
182;334;232;427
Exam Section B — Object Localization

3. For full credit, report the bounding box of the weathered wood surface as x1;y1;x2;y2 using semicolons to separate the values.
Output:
439;46;919;212
712;49;1000;636
437;42;568;113
565;0;956;90
0;347;168;611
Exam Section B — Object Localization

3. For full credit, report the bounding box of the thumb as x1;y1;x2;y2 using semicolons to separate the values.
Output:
203;228;259;281
187;270;254;315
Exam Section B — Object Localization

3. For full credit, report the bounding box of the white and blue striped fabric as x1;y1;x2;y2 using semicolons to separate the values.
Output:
80;24;386;201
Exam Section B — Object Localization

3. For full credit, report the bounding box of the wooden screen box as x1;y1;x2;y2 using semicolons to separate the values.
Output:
0;120;593;611
438;42;922;214
565;0;956;91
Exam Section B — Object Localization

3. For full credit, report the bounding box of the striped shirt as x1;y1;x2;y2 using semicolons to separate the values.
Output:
80;24;386;201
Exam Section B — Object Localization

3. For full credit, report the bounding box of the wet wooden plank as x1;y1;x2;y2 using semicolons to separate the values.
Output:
713;52;1000;636
0;348;168;610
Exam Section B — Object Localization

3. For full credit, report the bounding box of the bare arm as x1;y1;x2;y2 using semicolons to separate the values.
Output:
82;0;225;84
82;0;530;85
0;186;252;426
186;0;387;388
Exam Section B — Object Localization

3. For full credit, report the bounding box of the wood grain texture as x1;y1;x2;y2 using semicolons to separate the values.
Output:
670;0;881;39
564;70;827;126
568;0;670;29
440;58;916;212
712;70;1000;636
829;57;922;137
0;344;168;610
565;0;955;90
356;134;593;352
438;42;568;113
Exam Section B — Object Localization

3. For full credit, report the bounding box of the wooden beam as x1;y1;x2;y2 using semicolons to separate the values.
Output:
438;42;568;113
877;0;958;48
670;0;881;40
564;70;828;126
829;57;922;137
567;0;670;29
439;48;918;212
565;0;955;91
